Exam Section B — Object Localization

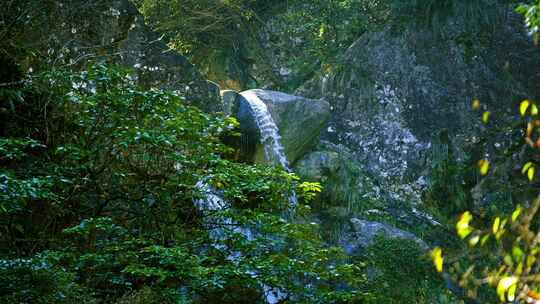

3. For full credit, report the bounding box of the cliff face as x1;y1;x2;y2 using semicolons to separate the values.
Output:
293;11;540;230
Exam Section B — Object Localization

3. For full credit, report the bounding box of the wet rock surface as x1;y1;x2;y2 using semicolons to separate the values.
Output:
236;89;331;165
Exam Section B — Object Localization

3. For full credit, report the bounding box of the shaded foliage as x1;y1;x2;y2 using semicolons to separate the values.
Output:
0;64;370;303
135;0;287;89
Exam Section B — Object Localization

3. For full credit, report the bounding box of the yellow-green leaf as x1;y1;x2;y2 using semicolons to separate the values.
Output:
512;246;524;263
472;99;481;110
492;217;501;234
512;206;522;222
501;218;508;230
522;162;534;174
318;25;326;38
521;100;531;116
478;159;490;176
527;253;537;268
431;247;443;273
532;104;539;116
507;282;518;302
456;211;473;239
528;166;535;182
516;261;524;276
482;111;490;123
469;235;480;246
504;254;513;266
481;234;490;246
497;276;518;302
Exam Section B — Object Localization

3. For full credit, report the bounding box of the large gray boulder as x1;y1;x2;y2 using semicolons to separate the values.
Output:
236;89;331;166
339;218;428;255
295;13;540;215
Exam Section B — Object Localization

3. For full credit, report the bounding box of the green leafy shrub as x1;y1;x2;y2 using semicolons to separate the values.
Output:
518;0;540;44
0;255;94;303
359;236;450;303
0;63;370;302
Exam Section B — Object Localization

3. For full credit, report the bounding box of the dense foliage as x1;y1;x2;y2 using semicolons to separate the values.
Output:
518;0;540;43
135;0;287;89
260;0;389;91
0;64;371;303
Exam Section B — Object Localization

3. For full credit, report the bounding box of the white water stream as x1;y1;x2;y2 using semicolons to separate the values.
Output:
193;90;299;303
240;89;298;207
239;90;291;171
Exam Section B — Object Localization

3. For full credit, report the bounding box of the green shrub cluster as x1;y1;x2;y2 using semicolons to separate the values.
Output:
358;236;451;303
0;64;369;303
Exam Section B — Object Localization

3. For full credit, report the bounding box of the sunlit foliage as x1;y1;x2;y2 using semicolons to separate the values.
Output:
432;80;540;303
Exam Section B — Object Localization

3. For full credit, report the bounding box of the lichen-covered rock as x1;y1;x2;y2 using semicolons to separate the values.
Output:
339;218;428;255
294;150;340;182
296;14;540;214
220;90;240;115
294;141;382;210
236;89;331;165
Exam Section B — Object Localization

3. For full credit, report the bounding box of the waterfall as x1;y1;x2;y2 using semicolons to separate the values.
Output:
240;90;291;172
192;90;297;303
240;90;298;207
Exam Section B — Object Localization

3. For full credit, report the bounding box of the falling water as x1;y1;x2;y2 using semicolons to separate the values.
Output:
240;90;291;171
240;90;298;207
194;181;286;304
192;90;298;303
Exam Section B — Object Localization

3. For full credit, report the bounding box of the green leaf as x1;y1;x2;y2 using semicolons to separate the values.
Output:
456;211;473;239
430;247;443;272
520;100;531;116
497;276;518;302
